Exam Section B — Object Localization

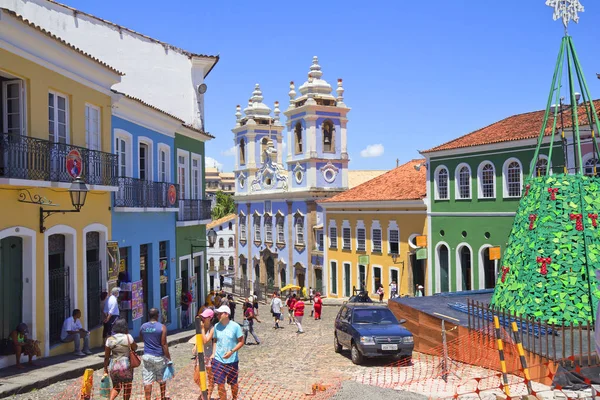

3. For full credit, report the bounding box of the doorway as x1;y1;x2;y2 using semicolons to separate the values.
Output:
410;253;425;294
358;265;366;291
483;247;496;289
0;236;22;339
343;263;351;297
459;246;472;291
140;244;149;324
315;268;323;293
48;234;69;345
438;244;450;293
86;232;102;329
266;257;275;290
280;267;286;287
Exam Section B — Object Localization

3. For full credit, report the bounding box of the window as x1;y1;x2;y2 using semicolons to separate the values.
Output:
209;258;215;269
49;91;68;143
322;120;334;152
535;157;549;177
373;266;382;293
317;231;324;250
2;79;25;135
456;164;471;199
357;227;366;252
585;157;600;176
342;227;351;250
265;215;273;242
295;216;305;245
435;166;449;200
478;162;495;198
178;152;189;200
192;155;201;199
239;139;246;165
254;215;261;242
239;214;247;241
389;229;399;254
504;159;522;198
219;238;224;248
228;256;234;269
329;226;338;249
139;143;149;180
295;122;303;154
219;257;225;269
158;146;169;182
229;222;232;230
85;104;100;150
116;138;127;177
228;237;234;247
330;261;337;294
372;228;382;253
276;216;285;243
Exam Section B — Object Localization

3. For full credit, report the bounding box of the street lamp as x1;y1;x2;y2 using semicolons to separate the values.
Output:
68;176;89;211
207;228;218;247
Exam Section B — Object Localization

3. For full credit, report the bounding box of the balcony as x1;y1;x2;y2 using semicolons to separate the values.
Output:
177;198;212;222
114;177;179;209
0;132;118;186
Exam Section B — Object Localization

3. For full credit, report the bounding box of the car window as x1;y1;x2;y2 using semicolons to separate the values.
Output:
337;306;347;320
352;308;398;324
341;307;352;322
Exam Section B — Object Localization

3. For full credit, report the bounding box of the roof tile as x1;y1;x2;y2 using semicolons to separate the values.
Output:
207;213;236;229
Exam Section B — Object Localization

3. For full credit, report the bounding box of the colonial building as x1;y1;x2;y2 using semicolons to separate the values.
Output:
206;214;237;291
206;167;235;195
321;160;428;299
0;8;121;362
420;103;600;294
233;57;350;294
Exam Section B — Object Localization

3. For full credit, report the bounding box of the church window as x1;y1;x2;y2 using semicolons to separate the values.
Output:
276;216;285;244
322;120;334;152
295;122;303;154
239;139;246;165
254;215;261;242
265;215;273;243
295;216;305;245
239;214;247;242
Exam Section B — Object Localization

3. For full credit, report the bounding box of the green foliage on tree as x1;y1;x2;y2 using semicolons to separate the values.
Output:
211;191;235;220
490;174;600;325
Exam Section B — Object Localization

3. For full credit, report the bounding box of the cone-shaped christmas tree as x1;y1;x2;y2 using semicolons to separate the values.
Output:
490;1;600;325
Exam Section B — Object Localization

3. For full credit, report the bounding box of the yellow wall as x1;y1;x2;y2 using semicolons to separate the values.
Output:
0;48;114;357
325;208;427;299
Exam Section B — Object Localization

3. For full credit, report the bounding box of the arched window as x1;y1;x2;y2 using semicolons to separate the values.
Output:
295;122;303;154
228;222;232;230
456;164;471;199
209;258;215;269
228;237;234;247
229;256;234;266
261;137;269;163
478;162;495;198
219;257;225;268
437;244;450;293
239;139;246;165
503;159;522;198
585;157;600;176
435;166;449;200
535;157;549;177
219;238;224;248
322;120;334;152
458;245;472;291
295;216;305;245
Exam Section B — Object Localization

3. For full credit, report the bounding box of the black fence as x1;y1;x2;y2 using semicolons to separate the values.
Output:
86;261;103;329
49;266;70;345
177;198;212;221
0;132;118;185
114;177;179;208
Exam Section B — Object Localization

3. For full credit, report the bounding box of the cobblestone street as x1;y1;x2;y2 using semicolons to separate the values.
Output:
8;305;425;399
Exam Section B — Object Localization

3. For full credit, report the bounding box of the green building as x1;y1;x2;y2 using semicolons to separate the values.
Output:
174;129;213;323
420;106;600;294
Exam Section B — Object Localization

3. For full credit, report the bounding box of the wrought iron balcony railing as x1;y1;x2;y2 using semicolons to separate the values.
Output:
0;132;118;185
114;177;179;208
177;198;212;222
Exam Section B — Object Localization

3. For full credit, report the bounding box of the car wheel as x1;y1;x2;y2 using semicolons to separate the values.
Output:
334;334;342;353
351;343;363;365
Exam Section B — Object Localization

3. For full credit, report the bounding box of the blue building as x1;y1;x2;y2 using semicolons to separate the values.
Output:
111;92;181;332
233;57;350;295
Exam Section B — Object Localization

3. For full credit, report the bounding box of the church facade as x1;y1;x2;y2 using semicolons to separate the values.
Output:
233;57;350;295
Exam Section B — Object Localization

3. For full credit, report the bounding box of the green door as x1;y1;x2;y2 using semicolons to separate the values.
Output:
0;236;23;338
315;269;323;293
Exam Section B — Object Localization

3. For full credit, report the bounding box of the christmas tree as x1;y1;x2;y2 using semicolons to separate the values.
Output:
490;0;600;325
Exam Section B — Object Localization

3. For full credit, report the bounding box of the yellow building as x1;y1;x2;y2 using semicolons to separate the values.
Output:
0;9;122;363
321;160;428;300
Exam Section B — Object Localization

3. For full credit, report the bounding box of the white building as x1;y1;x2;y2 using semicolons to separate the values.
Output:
206;214;236;291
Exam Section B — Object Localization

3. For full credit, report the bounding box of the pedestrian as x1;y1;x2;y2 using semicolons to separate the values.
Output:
139;308;171;400
104;318;136;400
242;301;261;344
377;285;385;302
270;292;283;329
252;291;259;316
415;284;424;297
214;293;222;308
211;305;244;400
309;287;314;304
60;309;92;356
389;281;398;299
9;323;39;369
180;289;192;328
293;296;305;334
195;308;216;399
286;293;297;325
103;287;121;339
228;295;237;322
313;293;323;320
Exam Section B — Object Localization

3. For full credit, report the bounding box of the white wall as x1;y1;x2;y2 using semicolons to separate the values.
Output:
1;0;215;127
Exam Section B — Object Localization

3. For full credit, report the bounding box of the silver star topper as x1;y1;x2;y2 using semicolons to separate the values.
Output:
546;0;584;30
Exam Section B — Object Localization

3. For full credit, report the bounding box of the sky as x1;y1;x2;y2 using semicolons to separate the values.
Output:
63;0;600;172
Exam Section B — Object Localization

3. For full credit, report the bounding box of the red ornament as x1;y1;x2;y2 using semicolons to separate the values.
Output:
501;266;509;283
588;213;598;228
525;184;531;196
548;187;559;200
529;214;537;230
536;256;551;276
570;213;584;231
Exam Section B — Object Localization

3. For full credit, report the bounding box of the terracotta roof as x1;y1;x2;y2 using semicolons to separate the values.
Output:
182;124;215;139
322;159;427;203
348;170;387;189
422;100;600;153
46;1;219;64
1;8;123;76
112;90;184;122
207;213;236;229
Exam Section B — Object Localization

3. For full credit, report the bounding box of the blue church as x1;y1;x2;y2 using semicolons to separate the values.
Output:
233;56;350;294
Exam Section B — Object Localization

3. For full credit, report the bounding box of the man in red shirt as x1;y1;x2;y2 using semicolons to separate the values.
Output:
286;294;297;325
293;297;305;334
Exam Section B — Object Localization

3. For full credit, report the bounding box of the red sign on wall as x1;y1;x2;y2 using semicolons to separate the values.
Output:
66;149;83;179
168;184;177;205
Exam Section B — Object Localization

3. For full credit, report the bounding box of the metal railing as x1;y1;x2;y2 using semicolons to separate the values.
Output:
177;198;212;221
114;177;179;208
86;261;103;329
0;132;118;185
49;266;70;346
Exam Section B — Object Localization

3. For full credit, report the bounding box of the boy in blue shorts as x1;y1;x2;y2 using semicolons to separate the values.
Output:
211;305;244;400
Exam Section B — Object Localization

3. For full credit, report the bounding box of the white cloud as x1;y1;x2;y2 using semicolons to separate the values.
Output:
360;144;385;158
221;146;236;157
205;156;223;170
